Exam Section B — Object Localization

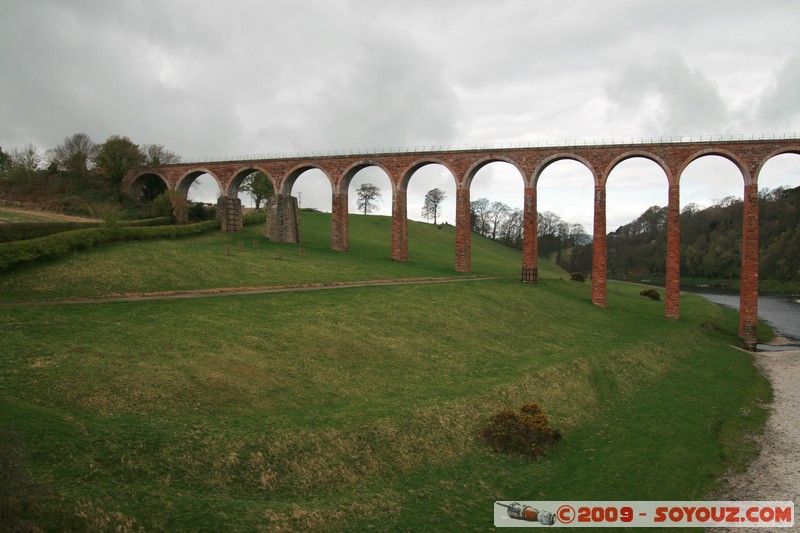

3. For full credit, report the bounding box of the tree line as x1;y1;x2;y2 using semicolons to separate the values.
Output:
597;186;800;284
470;198;592;273
0;133;180;184
468;184;800;286
0;133;279;218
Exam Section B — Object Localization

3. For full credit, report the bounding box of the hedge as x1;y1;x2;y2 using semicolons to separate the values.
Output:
0;221;101;243
118;217;174;228
0;217;174;243
0;220;220;271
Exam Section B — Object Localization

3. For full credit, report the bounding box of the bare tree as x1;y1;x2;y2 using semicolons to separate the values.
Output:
470;197;491;235
0;147;11;175
49;132;97;176
500;208;524;248
422;188;446;224
11;144;43;179
487;201;510;240
356;182;382;215
537;211;561;238
142;144;181;166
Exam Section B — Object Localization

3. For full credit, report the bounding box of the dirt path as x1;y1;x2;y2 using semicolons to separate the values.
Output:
0;206;99;223
713;343;800;532
0;276;505;306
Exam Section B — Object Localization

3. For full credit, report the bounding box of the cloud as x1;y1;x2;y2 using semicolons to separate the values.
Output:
604;51;731;135
756;54;800;131
277;29;461;151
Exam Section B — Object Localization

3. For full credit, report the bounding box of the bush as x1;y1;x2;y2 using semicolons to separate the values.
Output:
480;403;561;458
188;202;216;222
0;218;174;243
118;217;174;227
150;193;175;218
640;288;661;301
570;272;586;282
243;210;266;225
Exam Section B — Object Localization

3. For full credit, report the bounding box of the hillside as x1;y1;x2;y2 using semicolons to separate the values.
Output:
595;186;800;290
0;212;774;531
0;212;562;302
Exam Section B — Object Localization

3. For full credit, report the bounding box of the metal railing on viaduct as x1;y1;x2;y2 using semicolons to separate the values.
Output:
124;135;800;350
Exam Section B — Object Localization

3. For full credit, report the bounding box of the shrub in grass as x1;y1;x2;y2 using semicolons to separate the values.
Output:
640;289;661;301
243;210;266;225
480;403;561;458
188;202;216;222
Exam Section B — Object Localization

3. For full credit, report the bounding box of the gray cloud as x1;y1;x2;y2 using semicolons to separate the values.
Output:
756;55;800;131
605;51;731;135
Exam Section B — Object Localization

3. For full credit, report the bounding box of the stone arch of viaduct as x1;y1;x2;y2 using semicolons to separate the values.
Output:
125;138;800;350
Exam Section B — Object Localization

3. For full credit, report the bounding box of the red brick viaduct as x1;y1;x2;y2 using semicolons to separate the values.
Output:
125;136;800;350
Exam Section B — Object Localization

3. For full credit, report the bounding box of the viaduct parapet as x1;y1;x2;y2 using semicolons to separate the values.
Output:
125;137;800;350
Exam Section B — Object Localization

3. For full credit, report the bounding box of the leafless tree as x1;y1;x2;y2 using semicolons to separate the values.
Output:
142;144;181;166
422;188;446;224
356;182;382;214
470;197;491;235
500;208;524;248
488;201;510;240
11;144;43;179
49;132;97;176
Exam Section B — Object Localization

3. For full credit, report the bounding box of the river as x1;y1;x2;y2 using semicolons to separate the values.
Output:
687;289;800;349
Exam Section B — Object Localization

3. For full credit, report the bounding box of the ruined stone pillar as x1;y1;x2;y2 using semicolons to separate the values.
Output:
264;194;301;243
391;186;408;261
455;188;471;272
665;182;681;319
522;187;538;283
217;196;243;233
739;183;759;350
331;192;349;251
591;184;607;308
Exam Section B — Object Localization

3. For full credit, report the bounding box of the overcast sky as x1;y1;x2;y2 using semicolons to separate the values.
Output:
2;0;800;230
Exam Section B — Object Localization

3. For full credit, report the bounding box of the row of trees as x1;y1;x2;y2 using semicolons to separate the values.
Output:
600;186;800;282
354;186;593;272
354;182;800;283
470;198;592;272
0;133;180;184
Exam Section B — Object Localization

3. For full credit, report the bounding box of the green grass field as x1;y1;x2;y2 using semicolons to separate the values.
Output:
0;213;560;302
0;212;772;531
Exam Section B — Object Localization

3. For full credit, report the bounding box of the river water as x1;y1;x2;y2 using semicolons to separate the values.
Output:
688;289;800;348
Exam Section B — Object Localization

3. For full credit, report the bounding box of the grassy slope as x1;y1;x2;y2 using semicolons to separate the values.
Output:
0;213;772;531
0;213;560;302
